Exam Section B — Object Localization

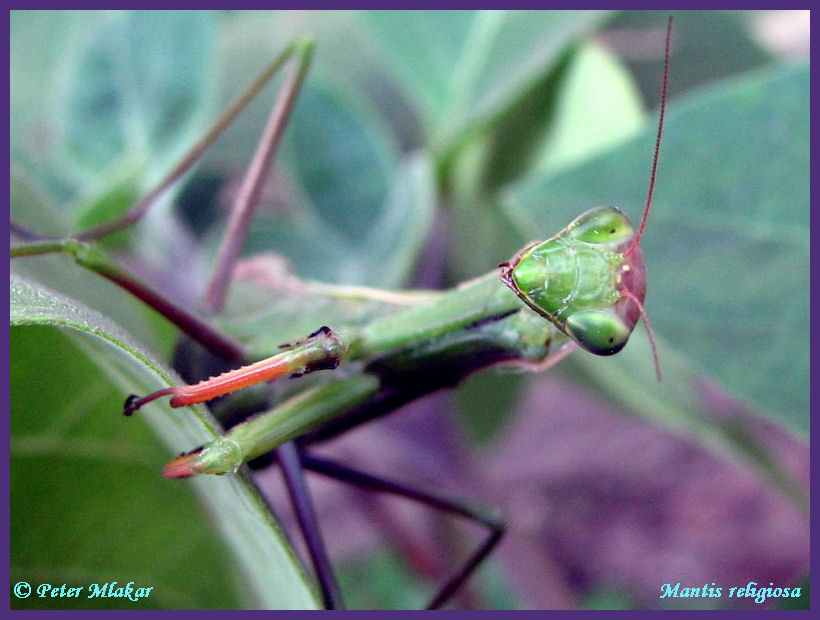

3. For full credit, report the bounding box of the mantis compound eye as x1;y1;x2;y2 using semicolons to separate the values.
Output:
568;207;634;245
564;309;632;355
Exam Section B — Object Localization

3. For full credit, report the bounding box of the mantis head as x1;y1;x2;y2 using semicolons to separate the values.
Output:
499;206;651;357
498;16;672;381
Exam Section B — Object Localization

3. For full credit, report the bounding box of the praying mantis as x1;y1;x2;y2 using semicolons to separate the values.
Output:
11;11;675;610
123;194;663;480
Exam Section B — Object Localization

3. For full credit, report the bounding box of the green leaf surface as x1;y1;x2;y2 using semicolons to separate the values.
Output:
609;11;774;107
505;62;809;435
445;38;645;282
530;41;644;175
182;14;440;290
11;173;176;358
244;151;436;287
286;84;395;242
10;277;319;609
11;11;217;222
361;10;610;146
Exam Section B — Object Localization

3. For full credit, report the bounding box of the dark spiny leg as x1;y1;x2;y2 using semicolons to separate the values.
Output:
276;441;344;609
300;452;504;609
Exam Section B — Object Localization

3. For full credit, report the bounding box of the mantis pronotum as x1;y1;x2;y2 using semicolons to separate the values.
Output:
11;14;672;609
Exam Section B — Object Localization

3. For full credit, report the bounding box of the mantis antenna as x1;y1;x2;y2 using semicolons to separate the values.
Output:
623;15;671;260
622;15;672;381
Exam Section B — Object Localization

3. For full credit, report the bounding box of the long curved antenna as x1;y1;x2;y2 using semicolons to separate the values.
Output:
623;15;672;259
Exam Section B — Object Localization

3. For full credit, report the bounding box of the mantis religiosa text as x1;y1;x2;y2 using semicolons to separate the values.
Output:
11;12;676;610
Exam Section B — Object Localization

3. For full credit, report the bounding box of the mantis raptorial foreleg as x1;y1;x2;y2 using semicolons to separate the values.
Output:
123;326;345;416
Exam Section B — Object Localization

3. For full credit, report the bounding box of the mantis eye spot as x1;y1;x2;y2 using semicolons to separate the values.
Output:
568;207;634;245
565;310;631;356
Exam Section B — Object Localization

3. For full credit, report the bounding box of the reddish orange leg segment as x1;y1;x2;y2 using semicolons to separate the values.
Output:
123;326;346;416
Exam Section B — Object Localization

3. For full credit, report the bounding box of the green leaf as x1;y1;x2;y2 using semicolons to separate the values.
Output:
445;37;645;283
243;150;436;288
505;63;809;436
609;11;774;107
286;84;395;242
530;41;644;175
11;173;176;358
10;276;320;609
196;17;438;290
11;11;218;224
361;10;611;147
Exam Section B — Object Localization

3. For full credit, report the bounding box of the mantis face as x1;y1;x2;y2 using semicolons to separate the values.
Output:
499;206;647;356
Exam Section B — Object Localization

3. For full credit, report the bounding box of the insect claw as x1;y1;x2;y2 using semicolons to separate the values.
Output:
308;325;333;338
281;327;334;350
123;394;140;416
305;357;341;373
122;387;177;415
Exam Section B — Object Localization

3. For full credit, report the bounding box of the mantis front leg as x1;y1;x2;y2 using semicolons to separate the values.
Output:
118;269;553;421
155;304;558;477
123;326;347;416
163;374;380;477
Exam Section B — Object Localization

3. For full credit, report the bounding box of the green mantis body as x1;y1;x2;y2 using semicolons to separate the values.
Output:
13;204;654;478
146;204;657;477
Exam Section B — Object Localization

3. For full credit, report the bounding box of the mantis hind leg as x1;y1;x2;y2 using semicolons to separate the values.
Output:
296;450;504;609
276;441;344;609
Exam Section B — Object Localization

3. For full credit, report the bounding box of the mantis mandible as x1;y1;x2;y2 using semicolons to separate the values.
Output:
11;14;672;609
